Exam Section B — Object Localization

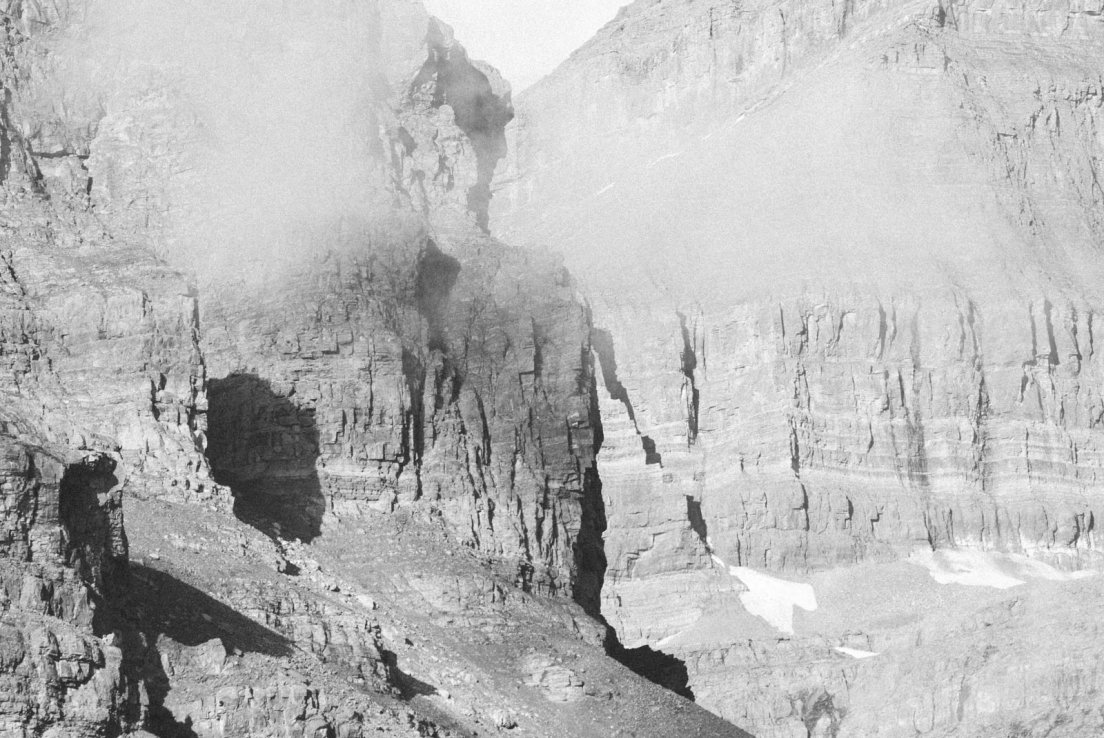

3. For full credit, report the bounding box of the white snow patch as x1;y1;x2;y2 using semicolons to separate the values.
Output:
909;548;1097;589
910;549;1023;588
730;567;817;634
834;647;879;660
1013;555;1097;582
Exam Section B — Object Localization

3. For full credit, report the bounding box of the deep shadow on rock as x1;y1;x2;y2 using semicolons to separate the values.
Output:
382;650;438;700
591;327;663;466
577;337;702;707
102;564;295;738
606;633;696;702
206;373;325;542
123;564;293;657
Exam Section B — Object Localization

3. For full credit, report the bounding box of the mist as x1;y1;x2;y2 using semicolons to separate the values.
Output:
52;0;407;282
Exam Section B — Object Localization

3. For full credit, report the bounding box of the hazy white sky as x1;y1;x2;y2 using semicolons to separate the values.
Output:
422;0;628;92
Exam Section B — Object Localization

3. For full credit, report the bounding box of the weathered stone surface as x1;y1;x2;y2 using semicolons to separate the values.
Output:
495;0;1104;734
0;1;745;736
0;418;143;737
201;224;602;608
521;652;587;703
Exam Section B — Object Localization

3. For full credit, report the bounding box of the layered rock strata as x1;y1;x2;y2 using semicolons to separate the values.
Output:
3;0;606;616
0;1;745;736
0;415;142;736
495;0;1104;734
201;231;603;607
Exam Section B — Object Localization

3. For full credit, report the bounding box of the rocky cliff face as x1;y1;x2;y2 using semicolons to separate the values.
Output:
495;0;1104;734
0;1;744;736
201;229;603;609
0;416;142;736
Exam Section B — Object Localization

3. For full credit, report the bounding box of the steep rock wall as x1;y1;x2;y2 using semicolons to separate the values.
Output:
0;1;217;504
201;231;603;605
0;0;606;615
0;413;144;737
0;2;628;736
495;0;1104;734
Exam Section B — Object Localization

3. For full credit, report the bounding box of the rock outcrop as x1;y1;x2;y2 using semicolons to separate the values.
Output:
0;1;745;736
0;416;142;736
201;230;603;607
495;0;1104;734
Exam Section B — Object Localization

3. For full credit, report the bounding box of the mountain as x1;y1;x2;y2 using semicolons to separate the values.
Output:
0;2;739;736
494;0;1104;734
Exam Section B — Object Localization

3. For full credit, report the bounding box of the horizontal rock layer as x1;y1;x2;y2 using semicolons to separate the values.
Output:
0;415;143;736
495;0;1104;734
201;232;603;607
0;2;655;737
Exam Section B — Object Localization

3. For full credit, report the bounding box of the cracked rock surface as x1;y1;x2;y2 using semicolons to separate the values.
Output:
495;0;1104;734
0;1;742;736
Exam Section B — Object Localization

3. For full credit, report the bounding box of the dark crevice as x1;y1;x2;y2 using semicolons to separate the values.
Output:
572;331;608;620
789;419;802;477
572;464;607;620
578;322;703;708
431;356;462;415
591;328;634;421
401;347;427;472
531;318;544;380
474;391;492;465
1043;299;1060;366
678;312;701;445
591;327;662;466
141;635;200;738
965;298;981;361
686;495;711;552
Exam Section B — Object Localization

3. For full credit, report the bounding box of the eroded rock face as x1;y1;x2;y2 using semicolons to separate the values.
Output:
0;0;604;618
0;2;729;736
0;417;143;737
187;9;601;610
403;19;515;233
201;232;603;605
0;230;214;502
495;0;1104;734
0;6;220;508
